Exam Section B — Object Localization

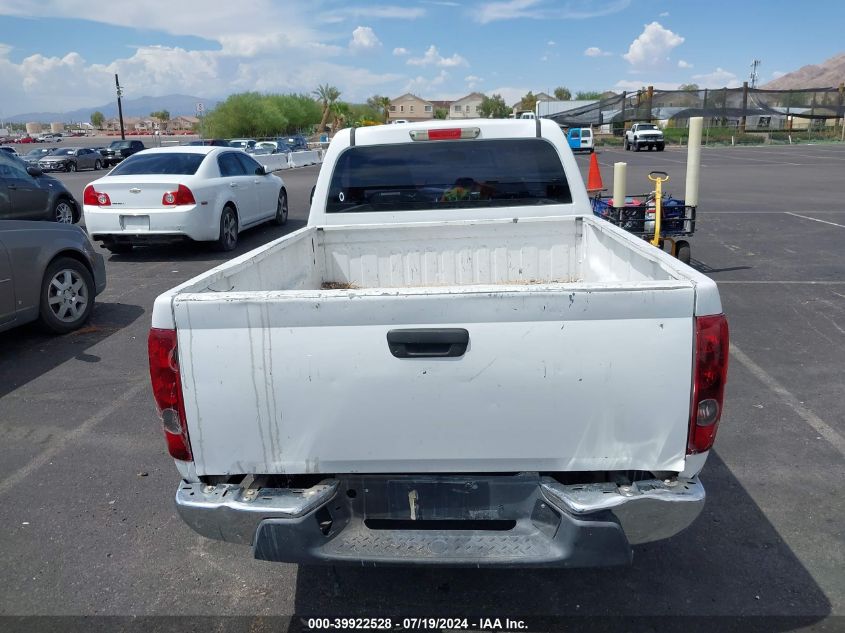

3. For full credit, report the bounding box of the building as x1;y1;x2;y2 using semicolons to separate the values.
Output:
171;115;199;131
449;92;485;119
388;93;434;122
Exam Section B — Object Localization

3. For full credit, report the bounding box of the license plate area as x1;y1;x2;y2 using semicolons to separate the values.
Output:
121;215;150;231
350;474;540;522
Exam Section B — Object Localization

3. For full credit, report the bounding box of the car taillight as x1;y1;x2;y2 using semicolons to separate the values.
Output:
162;184;195;206
688;314;729;454
83;184;111;206
148;328;192;461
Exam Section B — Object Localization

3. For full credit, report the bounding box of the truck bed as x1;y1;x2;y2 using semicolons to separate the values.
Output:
156;215;719;477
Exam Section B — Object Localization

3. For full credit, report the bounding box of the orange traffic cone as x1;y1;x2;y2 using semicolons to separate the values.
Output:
586;152;604;193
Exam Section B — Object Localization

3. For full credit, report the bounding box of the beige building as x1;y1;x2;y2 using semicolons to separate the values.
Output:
449;92;485;119
388;93;434;122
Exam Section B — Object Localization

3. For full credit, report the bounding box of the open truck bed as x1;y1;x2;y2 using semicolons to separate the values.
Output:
154;214;718;478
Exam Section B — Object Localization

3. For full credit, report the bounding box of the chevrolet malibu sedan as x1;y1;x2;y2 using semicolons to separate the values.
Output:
83;146;288;253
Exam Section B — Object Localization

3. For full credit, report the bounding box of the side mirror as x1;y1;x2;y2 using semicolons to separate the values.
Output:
256;166;267;176
27;166;43;177
310;184;316;204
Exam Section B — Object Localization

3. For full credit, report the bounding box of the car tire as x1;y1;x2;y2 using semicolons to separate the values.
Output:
273;190;288;226
67;162;77;172
623;140;629;151
215;206;238;252
94;160;102;170
38;257;95;334
633;142;640;152
53;199;75;224
657;143;665;152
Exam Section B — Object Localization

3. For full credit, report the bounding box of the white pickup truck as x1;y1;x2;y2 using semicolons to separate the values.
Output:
624;122;665;152
149;119;728;567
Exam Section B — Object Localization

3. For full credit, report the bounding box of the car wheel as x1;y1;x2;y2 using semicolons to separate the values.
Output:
94;160;102;170
273;190;288;226
54;199;75;223
216;206;238;252
657;143;665;152
67;162;77;172
38;257;95;334
633;143;640;152
623;140;629;150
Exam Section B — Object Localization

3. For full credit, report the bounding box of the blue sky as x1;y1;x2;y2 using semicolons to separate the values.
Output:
0;0;843;115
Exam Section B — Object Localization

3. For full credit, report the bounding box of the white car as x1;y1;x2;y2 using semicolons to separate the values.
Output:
83;146;288;254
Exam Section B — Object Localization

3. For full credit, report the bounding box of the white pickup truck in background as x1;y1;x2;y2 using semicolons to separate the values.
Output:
624;122;666;152
148;119;728;567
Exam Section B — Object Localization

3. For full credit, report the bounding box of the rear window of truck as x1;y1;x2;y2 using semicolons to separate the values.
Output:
326;138;572;213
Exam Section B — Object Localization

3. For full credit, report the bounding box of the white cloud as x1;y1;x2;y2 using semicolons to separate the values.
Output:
623;21;684;68
319;5;425;23
547;40;556;46
540;56;548;62
475;0;630;24
465;74;483;88
407;45;468;68
422;0;460;5
489;86;528;107
349;26;381;52
584;47;612;57
404;69;451;95
659;11;669;17
677;59;692;69
692;67;741;88
393;47;409;56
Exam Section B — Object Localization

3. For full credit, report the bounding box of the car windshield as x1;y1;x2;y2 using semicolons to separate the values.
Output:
326;138;572;213
26;149;48;157
110;141;131;149
51;148;74;156
109;152;206;175
640;124;658;131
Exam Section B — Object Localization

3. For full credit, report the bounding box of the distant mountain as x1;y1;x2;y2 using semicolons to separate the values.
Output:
761;52;845;90
6;94;219;123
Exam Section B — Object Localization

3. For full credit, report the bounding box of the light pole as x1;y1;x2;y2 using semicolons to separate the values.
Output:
115;74;126;140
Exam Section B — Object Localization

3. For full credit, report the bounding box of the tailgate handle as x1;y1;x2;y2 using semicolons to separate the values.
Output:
387;328;469;358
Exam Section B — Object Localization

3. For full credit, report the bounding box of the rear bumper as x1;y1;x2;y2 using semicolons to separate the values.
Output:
84;204;218;242
175;474;704;567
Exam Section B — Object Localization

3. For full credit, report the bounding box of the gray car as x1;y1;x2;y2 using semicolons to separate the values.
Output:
0;151;80;223
0;221;107;334
38;147;103;172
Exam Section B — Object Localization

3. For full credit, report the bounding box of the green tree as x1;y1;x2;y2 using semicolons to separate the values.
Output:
677;83;700;92
203;92;287;138
434;107;449;120
519;91;537;113
366;95;392;123
553;86;571;101
575;91;603;100
90;111;105;129
478;94;510;118
313;84;341;133
150;110;170;132
330;101;352;132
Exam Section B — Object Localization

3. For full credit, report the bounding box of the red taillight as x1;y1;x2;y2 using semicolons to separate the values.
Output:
148;328;192;461
162;184;195;206
428;128;462;140
688;314;729;454
409;127;481;141
83;184;111;206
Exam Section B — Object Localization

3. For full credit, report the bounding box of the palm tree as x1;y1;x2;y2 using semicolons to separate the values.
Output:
313;84;341;133
367;95;392;123
329;101;351;134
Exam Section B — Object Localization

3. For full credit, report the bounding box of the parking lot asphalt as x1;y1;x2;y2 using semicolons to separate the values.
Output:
0;143;843;629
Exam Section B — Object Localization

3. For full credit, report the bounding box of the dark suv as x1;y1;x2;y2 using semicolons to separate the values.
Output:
101;139;145;167
276;135;309;152
0;152;79;223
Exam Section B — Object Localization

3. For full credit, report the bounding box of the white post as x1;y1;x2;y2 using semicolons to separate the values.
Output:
613;162;627;207
685;117;703;207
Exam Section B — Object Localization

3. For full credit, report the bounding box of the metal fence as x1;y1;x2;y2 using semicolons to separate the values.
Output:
547;84;845;144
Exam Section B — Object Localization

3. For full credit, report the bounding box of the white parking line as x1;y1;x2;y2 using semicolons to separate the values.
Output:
730;344;845;458
785;212;845;228
0;380;148;497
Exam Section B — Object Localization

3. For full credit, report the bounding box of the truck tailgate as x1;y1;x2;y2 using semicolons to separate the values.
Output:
174;282;695;476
